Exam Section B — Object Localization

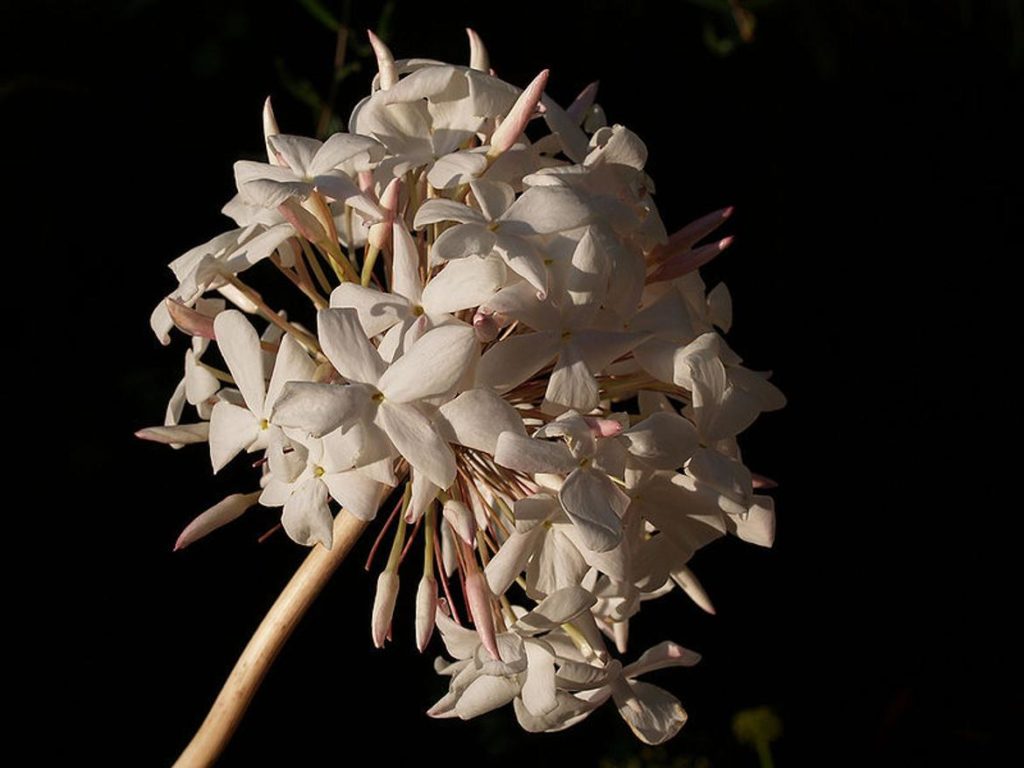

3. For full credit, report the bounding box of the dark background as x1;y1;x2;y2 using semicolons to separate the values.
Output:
8;1;1022;764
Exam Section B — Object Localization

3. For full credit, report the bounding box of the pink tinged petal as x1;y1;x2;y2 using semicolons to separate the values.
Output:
367;29;397;89
377;401;457;488
407;471;439;524
184;350;219;406
390;222;424;305
484;526;545;596
558;468;628;553
476;331;560;394
455;675;520;720
494;432;576;475
421;256;506;315
752;473;778;490
440;522;459;577
413;199;487;229
545;343;599;413
317;308;385;386
281;477;334;548
442;498;476;545
663;205;734;254
488;69;549;158
466;27;489;71
135;423;209;445
465;570;499;660
624;641;702;677
431;222;497;265
516;587;597;633
166;299;217;339
426;151;489;190
415;574;438;652
271;382;365;437
277;199;327;241
567;81;600;124
265;334;317;412
378;324;478;403
613;680;688;746
208;401;260;473
670;567;716;614
213;310;266;414
437;388;526;454
521;642;558;716
329;283;409;337
649;236;734;284
322;471;385;522
174;491;261;551
371;570;400;647
621;412;699;470
730;495;775;547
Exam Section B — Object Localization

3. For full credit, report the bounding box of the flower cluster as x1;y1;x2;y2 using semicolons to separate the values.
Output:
140;30;783;745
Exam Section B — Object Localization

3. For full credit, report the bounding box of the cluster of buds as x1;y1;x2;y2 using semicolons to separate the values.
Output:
140;30;783;745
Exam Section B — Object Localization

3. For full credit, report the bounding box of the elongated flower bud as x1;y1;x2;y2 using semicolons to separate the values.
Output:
372;571;400;648
415;574;437;652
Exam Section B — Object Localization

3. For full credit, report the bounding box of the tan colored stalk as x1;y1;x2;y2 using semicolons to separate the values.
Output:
174;513;369;768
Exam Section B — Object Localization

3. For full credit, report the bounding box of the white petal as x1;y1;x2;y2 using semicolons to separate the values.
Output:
521;642;558;716
613;680;688;745
729;495;775;547
329;283;409;337
208;401;260;473
267;134;321;175
476;331;560;394
528;528;588;596
545;343;599;413
670;566;716;614
407;470;439;524
174;491;260;550
494;432;576;475
415;574;438;652
426;151;489;189
455;675;520;720
378;324;478;403
558;468;628;552
265;334;317;414
184;350;219;406
271;382;366;437
421;256;506;316
469;180;515;221
213;310;266;415
135;423;209;445
431;222;496;264
310;132;383;176
377;402;457;488
437;388;526;454
414;199;487;229
516;587;596;633
281;478;333;548
493;235;548;297
500;186;591;235
484;526;545;596
390;222;423;305
322;471;385;521
620;412;699;470
317;308;385;386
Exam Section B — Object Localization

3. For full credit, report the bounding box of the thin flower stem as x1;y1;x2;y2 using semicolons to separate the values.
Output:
300;238;333;295
223;275;324;358
173;512;369;768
